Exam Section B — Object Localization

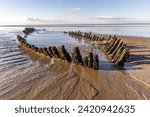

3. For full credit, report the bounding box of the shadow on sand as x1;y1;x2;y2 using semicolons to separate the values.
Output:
99;44;150;71
99;60;142;71
126;54;150;66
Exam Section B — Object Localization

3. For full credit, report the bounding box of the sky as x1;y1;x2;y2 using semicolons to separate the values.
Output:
0;0;150;25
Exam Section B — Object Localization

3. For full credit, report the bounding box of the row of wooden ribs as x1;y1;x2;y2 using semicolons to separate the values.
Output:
67;31;130;66
23;28;35;35
17;34;99;70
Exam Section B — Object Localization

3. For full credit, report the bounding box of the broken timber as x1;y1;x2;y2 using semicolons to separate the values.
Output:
17;28;99;70
67;31;130;66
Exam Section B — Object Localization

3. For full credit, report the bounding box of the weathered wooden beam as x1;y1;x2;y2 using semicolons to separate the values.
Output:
59;45;72;63
52;47;61;58
72;47;83;65
88;52;94;68
93;54;99;70
107;39;121;55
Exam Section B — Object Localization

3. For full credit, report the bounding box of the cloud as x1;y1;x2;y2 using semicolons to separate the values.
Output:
95;16;137;24
96;16;124;19
71;8;81;11
26;17;74;24
26;16;134;24
96;16;136;20
17;16;149;25
27;17;49;23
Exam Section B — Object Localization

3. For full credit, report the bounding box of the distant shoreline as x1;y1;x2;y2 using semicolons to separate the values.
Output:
1;23;150;27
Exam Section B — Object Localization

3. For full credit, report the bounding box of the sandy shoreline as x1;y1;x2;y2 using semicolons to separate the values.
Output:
0;34;150;100
120;36;150;86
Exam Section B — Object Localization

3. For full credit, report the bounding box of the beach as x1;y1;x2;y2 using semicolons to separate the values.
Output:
0;28;150;100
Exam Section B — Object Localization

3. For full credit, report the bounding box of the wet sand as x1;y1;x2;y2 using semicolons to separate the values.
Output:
121;36;150;89
0;33;150;100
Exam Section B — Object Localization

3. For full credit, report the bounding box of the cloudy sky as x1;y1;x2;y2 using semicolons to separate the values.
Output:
0;0;150;25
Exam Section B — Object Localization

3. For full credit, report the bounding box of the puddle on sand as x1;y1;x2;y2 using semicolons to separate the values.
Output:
27;31;88;48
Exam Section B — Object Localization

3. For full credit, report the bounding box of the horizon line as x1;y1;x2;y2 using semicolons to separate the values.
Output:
1;23;150;27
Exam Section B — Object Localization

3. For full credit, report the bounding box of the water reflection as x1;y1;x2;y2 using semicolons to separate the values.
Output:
27;31;88;47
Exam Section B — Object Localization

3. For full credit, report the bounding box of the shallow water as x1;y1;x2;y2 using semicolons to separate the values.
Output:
0;28;31;76
30;24;150;37
27;30;88;47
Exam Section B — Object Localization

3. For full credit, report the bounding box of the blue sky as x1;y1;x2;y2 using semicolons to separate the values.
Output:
0;0;150;24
